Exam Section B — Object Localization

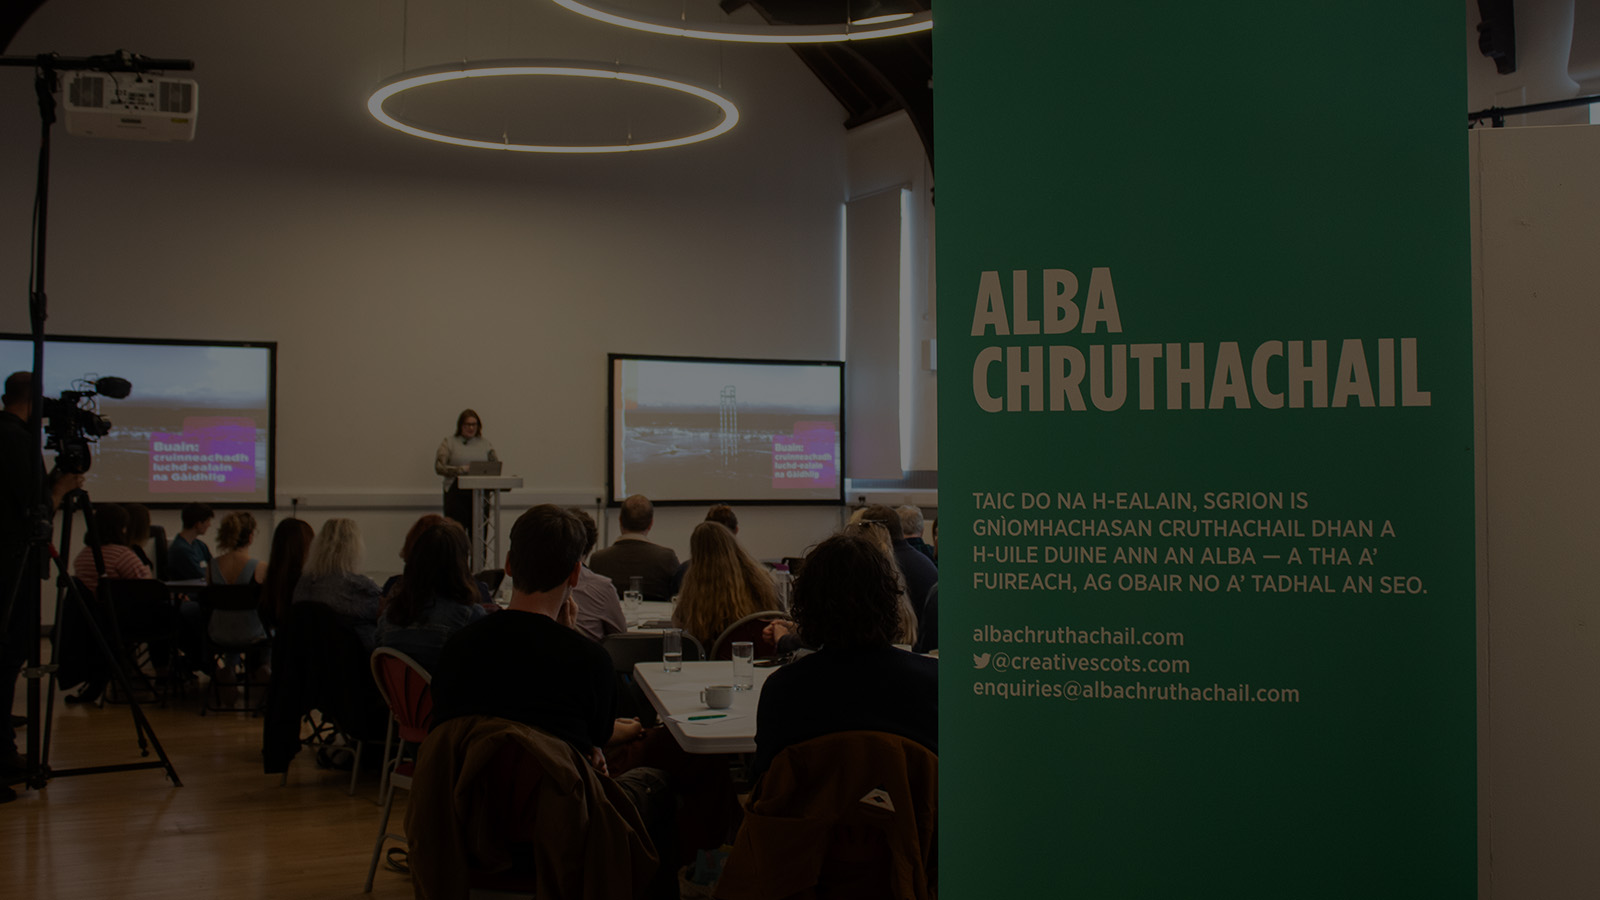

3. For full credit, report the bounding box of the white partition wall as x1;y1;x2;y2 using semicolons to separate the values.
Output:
1474;123;1600;899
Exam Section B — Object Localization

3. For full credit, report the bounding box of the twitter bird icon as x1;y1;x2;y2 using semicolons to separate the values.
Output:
972;652;991;669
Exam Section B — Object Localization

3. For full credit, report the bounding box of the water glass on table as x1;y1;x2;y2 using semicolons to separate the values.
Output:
624;576;644;622
732;640;755;691
662;628;684;673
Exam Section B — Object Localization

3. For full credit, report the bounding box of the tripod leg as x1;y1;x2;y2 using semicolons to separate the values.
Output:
60;580;182;784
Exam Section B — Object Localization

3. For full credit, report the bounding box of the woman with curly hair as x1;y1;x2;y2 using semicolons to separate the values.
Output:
671;521;780;648
208;511;265;585
750;531;938;778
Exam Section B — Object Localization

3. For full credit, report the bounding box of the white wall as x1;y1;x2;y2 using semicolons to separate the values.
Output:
846;112;938;477
1472;123;1600;899
0;0;874;580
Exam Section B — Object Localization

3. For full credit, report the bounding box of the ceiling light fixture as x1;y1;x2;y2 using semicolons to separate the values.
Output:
366;62;739;153
547;0;932;44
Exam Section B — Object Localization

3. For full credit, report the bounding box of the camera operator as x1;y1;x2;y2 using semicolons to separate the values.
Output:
2;372;83;787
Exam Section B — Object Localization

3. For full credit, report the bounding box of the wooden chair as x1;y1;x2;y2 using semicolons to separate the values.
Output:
364;648;433;893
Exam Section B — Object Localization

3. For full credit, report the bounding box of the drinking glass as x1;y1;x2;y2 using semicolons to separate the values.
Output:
624;576;644;622
662;628;684;673
732;641;755;691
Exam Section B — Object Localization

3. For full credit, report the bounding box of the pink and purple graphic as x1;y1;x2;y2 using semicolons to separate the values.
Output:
771;421;838;489
149;416;258;494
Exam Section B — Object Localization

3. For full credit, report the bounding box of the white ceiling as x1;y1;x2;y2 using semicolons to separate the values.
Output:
2;0;846;176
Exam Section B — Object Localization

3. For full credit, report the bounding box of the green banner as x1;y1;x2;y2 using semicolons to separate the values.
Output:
935;4;1473;897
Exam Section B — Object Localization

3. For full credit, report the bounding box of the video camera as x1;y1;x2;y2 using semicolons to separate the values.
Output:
42;375;131;474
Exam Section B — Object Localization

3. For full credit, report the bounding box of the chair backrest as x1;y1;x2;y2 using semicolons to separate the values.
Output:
100;577;177;611
710;610;789;660
474;568;506;592
277;600;388;740
599;631;704;676
370;647;433;745
198;582;267;646
149;524;169;580
199;582;262;611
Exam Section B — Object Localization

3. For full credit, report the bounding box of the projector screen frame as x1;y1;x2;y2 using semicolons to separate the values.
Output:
607;352;846;508
0;331;278;510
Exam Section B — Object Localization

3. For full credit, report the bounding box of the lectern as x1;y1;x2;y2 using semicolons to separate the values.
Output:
454;475;523;573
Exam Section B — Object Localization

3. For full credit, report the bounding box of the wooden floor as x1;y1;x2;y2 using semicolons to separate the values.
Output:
4;660;416;900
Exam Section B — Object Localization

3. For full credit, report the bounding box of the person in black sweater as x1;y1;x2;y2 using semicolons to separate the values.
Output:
431;505;634;765
752;531;938;779
858;504;939;625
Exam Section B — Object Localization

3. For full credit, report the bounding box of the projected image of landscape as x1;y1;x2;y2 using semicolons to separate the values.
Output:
611;356;843;504
1;337;275;506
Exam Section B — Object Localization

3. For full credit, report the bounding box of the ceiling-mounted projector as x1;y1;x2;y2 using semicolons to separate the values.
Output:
63;71;198;142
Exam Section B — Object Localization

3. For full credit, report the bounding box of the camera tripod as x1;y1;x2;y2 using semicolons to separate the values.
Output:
1;487;179;794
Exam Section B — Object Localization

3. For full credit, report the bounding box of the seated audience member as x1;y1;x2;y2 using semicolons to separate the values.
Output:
751;531;938;779
859;504;938;624
588;493;680;602
672;521;781;649
569;508;627;642
430;505;665;821
930;517;939;564
167;502;214;581
122;503;155;570
291;517;383;649
766;519;917;652
380;513;448;597
898;505;936;564
208;511;265;585
383;513;496;606
260;518;314;631
72;502;151;592
375;520;485;672
671;503;738;594
68;503;180;690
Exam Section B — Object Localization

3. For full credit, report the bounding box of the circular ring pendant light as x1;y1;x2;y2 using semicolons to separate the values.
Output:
367;62;740;153
547;0;932;44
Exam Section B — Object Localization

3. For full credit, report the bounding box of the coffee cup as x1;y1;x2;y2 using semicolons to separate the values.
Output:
700;685;734;709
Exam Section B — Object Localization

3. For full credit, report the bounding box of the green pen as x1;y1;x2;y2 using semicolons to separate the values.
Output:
687;714;727;721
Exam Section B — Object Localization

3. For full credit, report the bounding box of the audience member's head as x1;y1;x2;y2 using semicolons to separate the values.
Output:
387;520;478;627
2;371;31;412
215;511;258;552
857;504;901;539
506;505;587;595
262;518;315;626
896;505;925;541
618;494;654;533
122;503;152;546
569;507;600;556
455;408;483;438
705;503;738;534
89;502;130;548
304;517;365;577
841;520;916;644
791;532;903;650
400;513;451;561
675;521;779;645
181;502;214;533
